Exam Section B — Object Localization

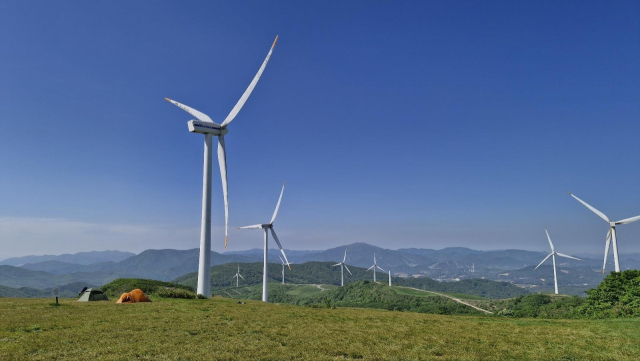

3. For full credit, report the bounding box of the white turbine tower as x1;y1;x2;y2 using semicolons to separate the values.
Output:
238;183;291;302
534;229;581;294
232;264;244;288
388;270;392;287
165;36;278;297
367;254;385;282
278;255;293;284
568;191;640;273
332;248;352;287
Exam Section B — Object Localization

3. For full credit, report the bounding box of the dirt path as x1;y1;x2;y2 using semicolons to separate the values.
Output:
398;286;493;314
315;284;328;291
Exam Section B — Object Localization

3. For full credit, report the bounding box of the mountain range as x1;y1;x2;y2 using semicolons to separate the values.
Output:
1;243;637;297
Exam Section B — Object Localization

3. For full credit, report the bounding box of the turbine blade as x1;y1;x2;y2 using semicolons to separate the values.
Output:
232;274;238;280
164;98;216;124
332;263;341;267
343;248;348;263
270;182;285;224
616;215;640;225
344;264;353;275
367;265;374;271
377;266;386;272
218;135;229;248
220;36;278;128
603;229;612;274
544;229;554;252
239;274;245;280
270;228;291;270
567;192;610;223
237;224;262;229
534;253;553;271
556;252;581;261
278;255;284;265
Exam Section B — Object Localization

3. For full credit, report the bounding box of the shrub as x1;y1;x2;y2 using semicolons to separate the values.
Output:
577;270;640;319
156;288;197;299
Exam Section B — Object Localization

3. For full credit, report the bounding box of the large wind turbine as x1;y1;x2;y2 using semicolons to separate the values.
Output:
232;264;244;288
535;229;581;294
568;191;640;273
367;254;385;282
332;248;352;287
165;36;278;297
238;183;291;302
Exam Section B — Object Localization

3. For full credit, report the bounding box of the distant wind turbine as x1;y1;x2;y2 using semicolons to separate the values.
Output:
278;255;293;284
388;270;392;287
332;248;352;286
534;229;581;294
232;264;244;288
165;36;279;297
367;254;385;282
568;191;640;273
238;183;291;302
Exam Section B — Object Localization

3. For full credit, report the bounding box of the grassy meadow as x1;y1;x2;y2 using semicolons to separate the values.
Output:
1;297;639;360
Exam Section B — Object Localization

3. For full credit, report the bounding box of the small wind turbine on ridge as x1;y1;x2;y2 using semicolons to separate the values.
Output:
332;248;352;287
232;264;244;288
367;254;385;282
278;255;293;284
534;229;581;294
238;182;291;302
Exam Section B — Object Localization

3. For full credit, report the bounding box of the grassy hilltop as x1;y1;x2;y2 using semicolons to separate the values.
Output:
1;297;640;360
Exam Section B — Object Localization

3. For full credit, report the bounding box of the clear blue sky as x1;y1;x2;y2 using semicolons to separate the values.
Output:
1;1;639;258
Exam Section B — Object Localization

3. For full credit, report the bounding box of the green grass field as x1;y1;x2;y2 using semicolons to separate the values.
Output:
1;297;640;360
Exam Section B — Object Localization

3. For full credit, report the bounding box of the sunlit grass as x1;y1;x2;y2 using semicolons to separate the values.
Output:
1;297;639;359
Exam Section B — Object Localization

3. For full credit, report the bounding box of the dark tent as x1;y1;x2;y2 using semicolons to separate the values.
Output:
77;288;109;302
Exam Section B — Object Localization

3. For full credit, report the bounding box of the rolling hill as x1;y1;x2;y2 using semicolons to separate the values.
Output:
173;261;528;299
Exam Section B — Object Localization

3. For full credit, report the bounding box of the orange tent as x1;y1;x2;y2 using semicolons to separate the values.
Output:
116;289;152;303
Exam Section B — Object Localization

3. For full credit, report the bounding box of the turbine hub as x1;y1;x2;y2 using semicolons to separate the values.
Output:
610;222;616;227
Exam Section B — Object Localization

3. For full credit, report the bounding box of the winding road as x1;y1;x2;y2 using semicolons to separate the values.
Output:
398;286;493;314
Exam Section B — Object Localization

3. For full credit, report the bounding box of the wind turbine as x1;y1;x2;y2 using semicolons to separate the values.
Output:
568;191;640;273
534;229;581;294
278;255;293;284
238;183;291;302
165;36;278;297
231;264;244;288
367;254;385;282
332;248;352;287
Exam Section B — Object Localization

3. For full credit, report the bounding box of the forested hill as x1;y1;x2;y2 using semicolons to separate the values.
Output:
173;261;528;299
270;281;485;316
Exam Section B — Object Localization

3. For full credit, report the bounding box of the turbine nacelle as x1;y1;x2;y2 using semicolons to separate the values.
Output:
187;120;228;136
610;222;617;227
